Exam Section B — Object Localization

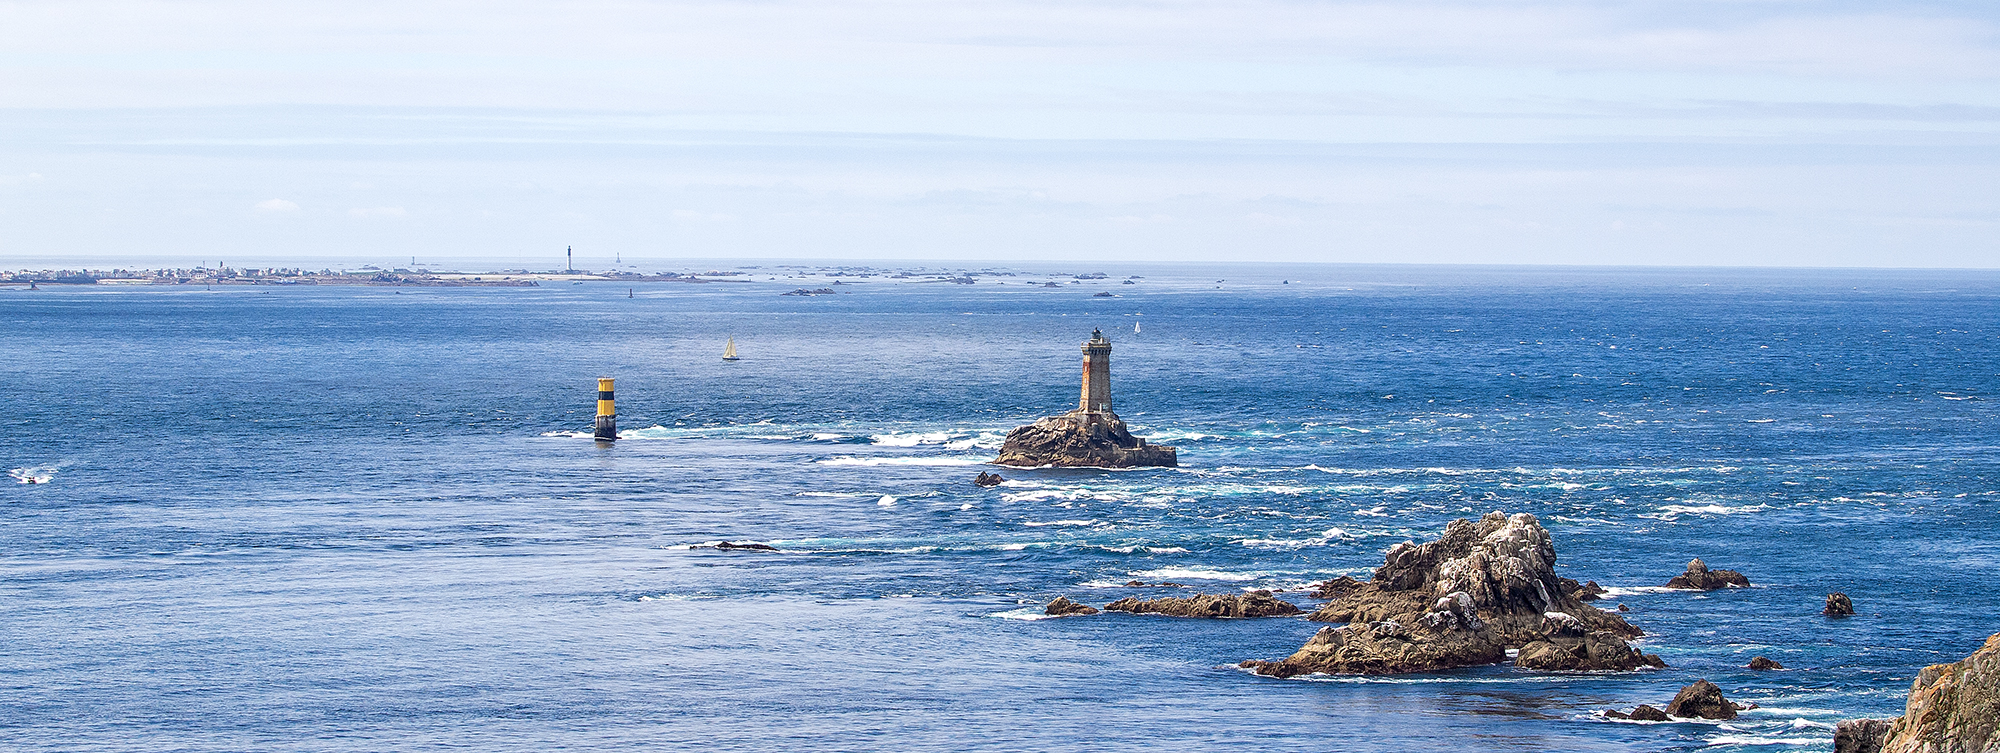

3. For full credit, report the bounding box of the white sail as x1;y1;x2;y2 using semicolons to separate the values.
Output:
723;337;739;360
1134;321;1141;333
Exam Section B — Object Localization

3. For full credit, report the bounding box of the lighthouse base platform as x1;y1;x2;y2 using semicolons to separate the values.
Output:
992;411;1178;468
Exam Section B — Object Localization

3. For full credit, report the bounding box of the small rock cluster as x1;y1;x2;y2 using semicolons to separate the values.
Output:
1664;558;1751;590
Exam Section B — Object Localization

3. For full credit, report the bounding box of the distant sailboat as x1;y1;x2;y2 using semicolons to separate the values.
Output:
722;337;740;361
1134;321;1141;334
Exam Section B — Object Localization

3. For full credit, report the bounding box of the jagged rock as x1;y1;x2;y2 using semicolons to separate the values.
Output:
1605;704;1671;722
1124;580;1147;587
1241;512;1645;677
1309;576;1363;599
1749;656;1785;670
1516;629;1668;671
1044;596;1098;616
1666;558;1751;590
1104;592;1300;618
993;411;1177;468
1833;718;1895;753
1843;632;2000;753
973;471;1004;487
1561;577;1608;601
1826;592;1855;617
1665;679;1740;720
1618;603;1630;612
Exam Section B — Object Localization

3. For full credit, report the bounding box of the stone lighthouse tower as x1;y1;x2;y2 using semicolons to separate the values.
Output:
992;328;1177;468
1079;328;1112;415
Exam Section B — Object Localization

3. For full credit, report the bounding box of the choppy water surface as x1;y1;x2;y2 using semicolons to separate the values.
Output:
3;265;1997;752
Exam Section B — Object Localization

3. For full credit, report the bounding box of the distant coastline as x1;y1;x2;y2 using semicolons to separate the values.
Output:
0;264;1136;289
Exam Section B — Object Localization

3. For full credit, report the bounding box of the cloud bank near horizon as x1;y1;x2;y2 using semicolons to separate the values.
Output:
1;1;1996;267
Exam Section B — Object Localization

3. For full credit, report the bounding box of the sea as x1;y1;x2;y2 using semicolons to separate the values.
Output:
3;263;1996;752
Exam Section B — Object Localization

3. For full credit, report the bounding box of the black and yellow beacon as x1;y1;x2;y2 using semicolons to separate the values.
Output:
594;378;617;442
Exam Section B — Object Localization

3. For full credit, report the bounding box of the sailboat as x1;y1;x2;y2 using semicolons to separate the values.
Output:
1134;321;1141;334
722;337;740;361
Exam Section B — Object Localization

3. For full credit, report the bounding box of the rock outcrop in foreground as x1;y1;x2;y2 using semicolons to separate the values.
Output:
1044;596;1099;616
1104;592;1300;618
1835;632;2000;753
993;412;1177;468
1665;558;1751;590
1826;592;1855;616
1666;679;1741;720
1240;512;1657;677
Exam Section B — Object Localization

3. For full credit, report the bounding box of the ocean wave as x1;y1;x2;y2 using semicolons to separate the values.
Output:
819;456;988;467
1022;519;1100;527
1703;734;1820;746
9;466;57;484
987;606;1060;621
795;491;867;498
1641;503;1772;520
1127;567;1260;582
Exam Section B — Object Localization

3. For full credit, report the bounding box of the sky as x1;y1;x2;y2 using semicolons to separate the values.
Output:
1;0;1997;269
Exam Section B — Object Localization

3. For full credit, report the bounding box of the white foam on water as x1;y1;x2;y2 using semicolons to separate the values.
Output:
1597;586;1683;597
810;433;847;441
1703;735;1819;746
819;456;987;467
988;606;1059;620
877;495;897;507
539;430;595;439
959;503;974;511
1128;567;1259;582
1144;429;1218;442
871;431;952;446
1788;718;1834;730
1642;503;1772;520
10;466;57;484
1023;519;1099;527
795;492;866;498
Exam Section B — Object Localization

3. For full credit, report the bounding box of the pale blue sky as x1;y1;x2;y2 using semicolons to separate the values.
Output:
1;1;1996;268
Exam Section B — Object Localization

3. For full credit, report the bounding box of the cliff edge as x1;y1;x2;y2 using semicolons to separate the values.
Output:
1837;632;2000;753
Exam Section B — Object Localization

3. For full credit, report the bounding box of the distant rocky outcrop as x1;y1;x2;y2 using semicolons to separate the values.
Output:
1666;679;1741;720
1104;592;1300;618
1666;558;1751;590
993;412;1177;468
1044;596;1099;616
1826;592;1855;617
1239;512;1656;677
973;471;1004;487
1834;632;2000;753
1605;705;1670;721
706;541;778;551
1749;656;1785;670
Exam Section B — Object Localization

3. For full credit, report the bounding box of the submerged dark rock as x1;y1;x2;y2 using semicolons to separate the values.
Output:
1104;592;1299;618
1239;512;1648;677
1826;592;1855;617
1666;558;1751;590
1749;656;1785;670
709;541;778;551
1665;679;1740;720
1044;596;1099;616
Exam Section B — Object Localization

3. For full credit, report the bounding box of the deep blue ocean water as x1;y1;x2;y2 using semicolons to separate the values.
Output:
3;264;1996;752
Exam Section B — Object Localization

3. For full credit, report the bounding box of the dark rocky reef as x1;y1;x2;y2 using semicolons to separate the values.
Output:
1835;632;2000;753
1826;592;1855;617
703;541;778;551
1104;592;1300;618
1564;578;1607;601
1749;656;1785;670
1239;512;1655;677
993;411;1177;468
1044;596;1098;616
1665;558;1751;590
1605;705;1670;722
973;471;1004;487
1666;679;1741;720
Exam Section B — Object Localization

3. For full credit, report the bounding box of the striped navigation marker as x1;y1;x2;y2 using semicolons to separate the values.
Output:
594;378;617;441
